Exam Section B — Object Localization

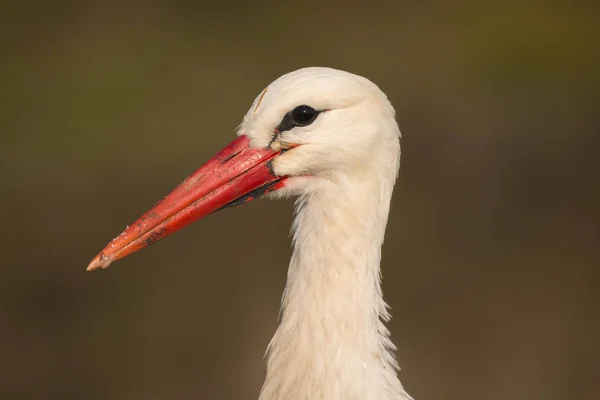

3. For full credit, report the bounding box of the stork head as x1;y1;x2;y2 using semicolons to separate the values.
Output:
242;67;400;190
87;67;400;271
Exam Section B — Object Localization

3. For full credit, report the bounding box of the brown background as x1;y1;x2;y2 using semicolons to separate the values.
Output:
1;1;598;399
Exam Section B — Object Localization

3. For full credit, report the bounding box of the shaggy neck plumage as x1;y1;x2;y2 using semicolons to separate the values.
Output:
259;170;412;400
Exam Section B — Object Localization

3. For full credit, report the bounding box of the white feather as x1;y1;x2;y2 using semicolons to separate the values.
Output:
240;67;412;400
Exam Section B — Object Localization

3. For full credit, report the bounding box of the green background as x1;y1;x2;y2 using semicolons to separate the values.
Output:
1;1;598;399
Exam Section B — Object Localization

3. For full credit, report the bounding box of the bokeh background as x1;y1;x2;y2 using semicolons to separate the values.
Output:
1;1;598;399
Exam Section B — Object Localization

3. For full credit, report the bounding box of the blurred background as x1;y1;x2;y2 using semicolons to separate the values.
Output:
1;1;598;399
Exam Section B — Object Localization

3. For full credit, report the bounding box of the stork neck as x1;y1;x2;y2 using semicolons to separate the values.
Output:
260;178;411;400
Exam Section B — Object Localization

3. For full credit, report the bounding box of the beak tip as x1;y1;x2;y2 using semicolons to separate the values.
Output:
86;252;114;271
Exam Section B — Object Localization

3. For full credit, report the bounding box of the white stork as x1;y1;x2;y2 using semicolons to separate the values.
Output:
88;67;414;400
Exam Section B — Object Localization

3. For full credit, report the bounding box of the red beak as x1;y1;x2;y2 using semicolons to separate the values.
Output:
87;135;284;271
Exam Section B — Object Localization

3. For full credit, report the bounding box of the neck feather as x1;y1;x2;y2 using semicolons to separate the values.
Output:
259;172;412;400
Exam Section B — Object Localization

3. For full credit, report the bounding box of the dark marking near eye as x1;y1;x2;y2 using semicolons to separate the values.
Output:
269;106;325;147
275;113;296;134
275;105;322;134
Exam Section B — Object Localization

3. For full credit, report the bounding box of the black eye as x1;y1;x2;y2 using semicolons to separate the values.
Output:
290;105;318;126
273;105;322;137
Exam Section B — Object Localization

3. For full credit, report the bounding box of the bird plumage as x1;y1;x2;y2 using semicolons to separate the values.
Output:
239;68;413;400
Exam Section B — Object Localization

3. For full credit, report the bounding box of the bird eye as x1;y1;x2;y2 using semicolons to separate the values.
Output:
273;105;321;136
290;105;318;126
